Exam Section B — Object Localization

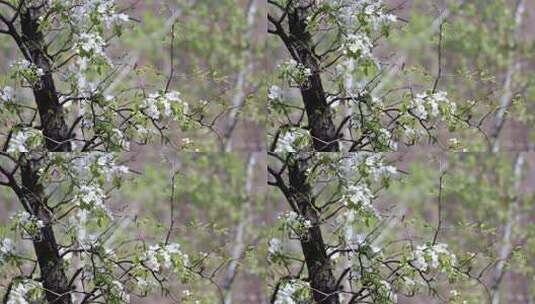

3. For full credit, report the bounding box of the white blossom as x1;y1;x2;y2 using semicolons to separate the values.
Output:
141;91;188;121
109;280;130;303
343;184;374;210
142;97;160;120
0;238;15;266
111;128;130;150
268;85;282;101
141;243;189;273
76;32;106;58
10;211;45;238
136;277;152;290
68;0;129;29
7;128;43;153
9;60;43;83
11;59;31;70
274;128;311;153
278;60;312;85
73;183;112;219
0;86;13;101
342;33;374;60
378;280;397;303
278;211;312;237
410;91;456;121
410;243;457;272
268;238;283;256
378;128;397;150
274;280;311;304
5;280;43;304
71;152;129;182
359;0;398;27
97;154;129;180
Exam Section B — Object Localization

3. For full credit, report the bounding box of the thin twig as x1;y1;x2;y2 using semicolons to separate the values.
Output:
432;172;446;245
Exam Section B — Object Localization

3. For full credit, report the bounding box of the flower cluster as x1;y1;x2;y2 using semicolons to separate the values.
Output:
448;137;463;151
110;128;130;150
134;243;193;291
375;280;397;304
105;280;130;303
274;279;311;304
10;212;45;239
367;157;397;180
268;238;283;256
358;0;398;27
268;238;285;264
0;238;14;267
141;243;190;275
73;183;111;218
141;91;189;123
307;0;396;62
274;128;312;153
268;85;283;102
68;0;129;26
67;152;129;182
278;211;313;238
5;280;44;304
75;32;107;59
9;59;44;84
410;243;457;273
85;0;129;28
96;153;129;180
376;128;398;151
342;33;374;61
31;153;130;243
341;184;377;216
278;60;312;86
7;128;43;153
409;91;457;122
0;86;13;102
46;0;129;33
340;153;397;181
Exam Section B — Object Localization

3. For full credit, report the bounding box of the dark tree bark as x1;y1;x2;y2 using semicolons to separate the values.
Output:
285;157;340;304
271;2;339;152
17;158;72;304
19;7;71;152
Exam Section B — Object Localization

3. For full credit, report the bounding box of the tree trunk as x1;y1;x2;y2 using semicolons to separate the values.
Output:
490;153;524;304
287;157;339;304
223;0;258;152
489;0;525;152
20;7;71;152
19;157;72;304
285;2;339;152
222;153;257;304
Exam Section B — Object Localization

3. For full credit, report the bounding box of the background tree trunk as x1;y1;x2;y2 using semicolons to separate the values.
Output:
490;152;525;304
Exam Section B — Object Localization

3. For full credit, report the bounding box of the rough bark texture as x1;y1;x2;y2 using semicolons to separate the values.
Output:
19;158;72;304
20;8;71;152
285;3;339;152
287;158;339;304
